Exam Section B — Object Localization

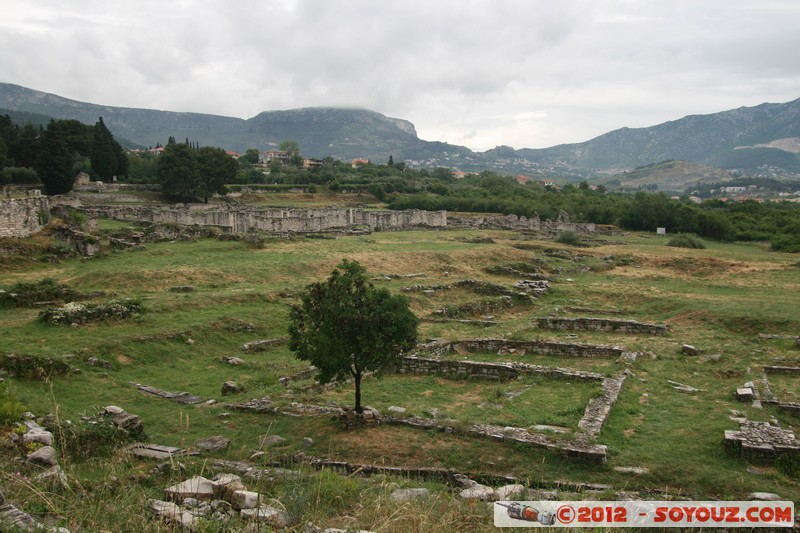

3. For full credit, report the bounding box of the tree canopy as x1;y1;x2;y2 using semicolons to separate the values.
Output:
288;260;419;413
157;142;237;201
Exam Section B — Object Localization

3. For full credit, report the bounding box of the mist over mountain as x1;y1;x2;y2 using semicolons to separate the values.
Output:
1;82;798;181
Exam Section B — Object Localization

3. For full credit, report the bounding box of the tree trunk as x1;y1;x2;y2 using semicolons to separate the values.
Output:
354;368;362;413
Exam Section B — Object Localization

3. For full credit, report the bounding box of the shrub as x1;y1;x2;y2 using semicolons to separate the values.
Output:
58;417;138;459
0;278;80;308
39;300;143;326
770;234;800;253
556;231;580;246
667;234;706;249
0;383;26;425
0;353;71;379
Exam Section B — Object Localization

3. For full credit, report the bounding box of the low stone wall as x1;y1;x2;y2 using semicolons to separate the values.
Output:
417;338;624;358
0;197;50;238
762;400;800;417
763;365;800;375
578;375;626;438
391;356;520;381
724;419;800;465
391;356;607;382
383;416;608;463
536;317;669;335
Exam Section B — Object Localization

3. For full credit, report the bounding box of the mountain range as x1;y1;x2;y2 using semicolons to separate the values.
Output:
1;82;798;187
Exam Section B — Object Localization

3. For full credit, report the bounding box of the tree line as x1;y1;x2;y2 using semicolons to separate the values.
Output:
0;115;127;194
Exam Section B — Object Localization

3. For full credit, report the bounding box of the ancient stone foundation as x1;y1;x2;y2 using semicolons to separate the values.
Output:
724;419;800;465
536;317;669;335
417;338;624;358
65;198;599;236
385;355;625;462
0;196;50;238
448;209;594;234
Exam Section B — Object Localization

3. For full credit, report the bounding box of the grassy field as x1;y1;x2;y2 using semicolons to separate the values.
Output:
1;216;799;531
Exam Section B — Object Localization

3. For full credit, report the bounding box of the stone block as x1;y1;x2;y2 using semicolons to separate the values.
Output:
196;435;231;453
681;344;701;356
495;484;526;500
231;490;262;510
221;381;245;396
240;506;291;529
736;388;755;402
165;476;215;502
389;488;430;503
459;484;495;501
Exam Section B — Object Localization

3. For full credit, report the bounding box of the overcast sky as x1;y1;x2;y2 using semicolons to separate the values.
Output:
1;0;799;151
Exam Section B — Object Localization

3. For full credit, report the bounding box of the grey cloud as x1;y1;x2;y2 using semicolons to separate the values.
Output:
0;0;797;150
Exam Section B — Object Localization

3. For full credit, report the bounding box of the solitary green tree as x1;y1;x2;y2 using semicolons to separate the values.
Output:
288;260;419;413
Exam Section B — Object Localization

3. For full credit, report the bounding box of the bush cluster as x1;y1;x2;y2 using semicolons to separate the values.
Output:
0;278;80;308
0;383;26;425
667;234;707;249
0;353;71;379
39;300;143;326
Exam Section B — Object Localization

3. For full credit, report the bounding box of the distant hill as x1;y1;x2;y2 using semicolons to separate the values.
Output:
515;98;800;177
1;82;798;182
606;160;737;193
0;82;470;163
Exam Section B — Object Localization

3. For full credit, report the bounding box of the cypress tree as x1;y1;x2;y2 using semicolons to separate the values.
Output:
91;117;117;180
36;121;75;195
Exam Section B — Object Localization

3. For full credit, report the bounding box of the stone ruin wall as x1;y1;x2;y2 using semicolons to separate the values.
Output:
0;196;50;238
383;355;623;462
418;338;624;358
536;317;669;335
70;204;448;234
63;199;596;236
448;209;596;234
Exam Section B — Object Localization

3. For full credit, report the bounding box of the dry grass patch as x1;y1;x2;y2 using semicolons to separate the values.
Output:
68;267;247;291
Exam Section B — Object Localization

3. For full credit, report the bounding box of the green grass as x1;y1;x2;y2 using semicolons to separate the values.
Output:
2;224;800;530
308;374;600;432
